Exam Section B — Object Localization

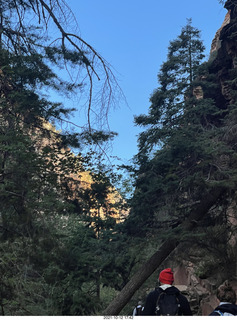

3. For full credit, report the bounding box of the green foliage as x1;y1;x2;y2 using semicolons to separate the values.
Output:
0;2;129;315
128;18;237;241
135;19;206;153
0;70;130;312
0;0;122;139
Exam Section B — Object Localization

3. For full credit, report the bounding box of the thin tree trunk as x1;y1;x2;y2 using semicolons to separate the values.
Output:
103;187;226;315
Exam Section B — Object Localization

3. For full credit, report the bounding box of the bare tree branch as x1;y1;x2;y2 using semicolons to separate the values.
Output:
0;0;125;141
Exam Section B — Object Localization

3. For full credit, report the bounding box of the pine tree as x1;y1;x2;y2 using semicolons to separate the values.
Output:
129;20;228;233
135;19;205;154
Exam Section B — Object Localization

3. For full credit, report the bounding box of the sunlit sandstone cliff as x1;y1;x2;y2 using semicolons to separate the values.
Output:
32;120;129;224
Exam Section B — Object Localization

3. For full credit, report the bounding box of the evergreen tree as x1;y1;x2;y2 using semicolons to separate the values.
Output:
105;15;237;315
129;20;227;234
135;19;205;154
0;1;127;316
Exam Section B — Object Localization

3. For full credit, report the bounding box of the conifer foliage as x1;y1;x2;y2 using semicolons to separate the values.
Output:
130;20;230;235
0;0;119;133
135;20;206;153
0;0;127;316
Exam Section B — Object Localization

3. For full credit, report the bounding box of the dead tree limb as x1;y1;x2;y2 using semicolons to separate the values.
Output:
103;187;227;315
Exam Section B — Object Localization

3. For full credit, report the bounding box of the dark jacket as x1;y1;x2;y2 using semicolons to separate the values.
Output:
209;303;237;316
142;286;192;316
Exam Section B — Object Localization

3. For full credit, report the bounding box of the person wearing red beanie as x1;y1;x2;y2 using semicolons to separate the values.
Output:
142;268;192;316
159;268;174;285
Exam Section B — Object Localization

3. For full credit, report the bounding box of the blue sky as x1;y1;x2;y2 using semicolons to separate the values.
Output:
66;0;226;165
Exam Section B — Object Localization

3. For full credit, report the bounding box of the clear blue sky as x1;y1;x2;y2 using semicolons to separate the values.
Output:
66;0;226;165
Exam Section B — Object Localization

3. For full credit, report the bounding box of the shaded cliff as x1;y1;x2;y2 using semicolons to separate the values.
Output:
172;2;237;314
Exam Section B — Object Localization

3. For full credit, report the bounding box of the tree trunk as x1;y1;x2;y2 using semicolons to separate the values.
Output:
103;187;226;315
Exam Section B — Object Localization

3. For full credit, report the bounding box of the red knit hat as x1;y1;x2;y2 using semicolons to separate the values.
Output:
159;268;174;284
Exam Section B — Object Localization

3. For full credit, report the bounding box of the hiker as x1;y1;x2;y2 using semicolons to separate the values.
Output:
132;301;143;316
209;280;237;316
142;268;192;316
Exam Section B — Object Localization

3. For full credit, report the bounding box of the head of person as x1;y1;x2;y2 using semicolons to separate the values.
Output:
216;280;236;304
159;268;174;285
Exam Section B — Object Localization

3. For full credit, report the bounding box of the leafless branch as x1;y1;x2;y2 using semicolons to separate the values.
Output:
0;0;125;140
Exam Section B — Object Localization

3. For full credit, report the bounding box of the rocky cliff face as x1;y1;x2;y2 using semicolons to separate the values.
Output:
210;1;237;106
210;10;230;54
173;261;237;315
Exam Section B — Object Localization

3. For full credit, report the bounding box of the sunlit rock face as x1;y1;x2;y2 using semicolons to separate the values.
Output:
210;10;230;54
210;2;237;105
